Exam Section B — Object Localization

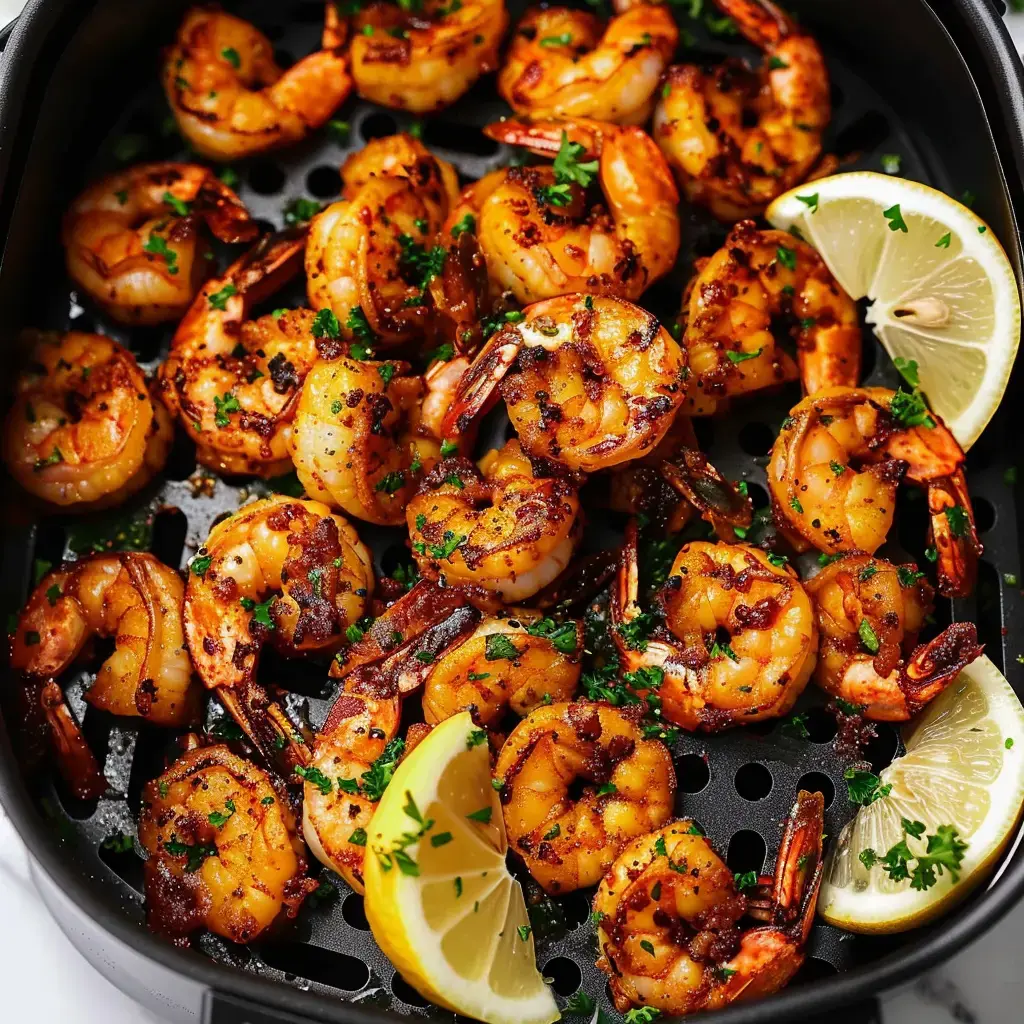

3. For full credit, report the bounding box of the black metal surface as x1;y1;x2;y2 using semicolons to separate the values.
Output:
1;2;1024;1023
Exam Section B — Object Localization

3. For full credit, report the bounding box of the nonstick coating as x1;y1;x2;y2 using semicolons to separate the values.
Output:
2;1;1024;1023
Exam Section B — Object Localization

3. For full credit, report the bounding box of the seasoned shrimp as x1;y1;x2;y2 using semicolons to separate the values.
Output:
140;743;315;946
595;791;824;1015
681;222;860;414
5;332;172;507
184;495;374;765
653;0;831;220
163;5;352;160
494;700;676;893
612;531;817;730
406;439;583;603
806;553;983;720
349;0;507;112
453;118;679;303
767;386;982;597
158;232;319;477
499;2;677;125
63;162;256;325
445;294;687;472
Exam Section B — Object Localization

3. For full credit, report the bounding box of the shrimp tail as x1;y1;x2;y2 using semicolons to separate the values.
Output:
483;118;605;159
660;451;753;540
441;326;521;438
899;621;983;713
711;0;796;47
928;470;982;598
533;550;618;611
613;519;642;630
193;178;260;244
217;682;311;771
40;680;108;800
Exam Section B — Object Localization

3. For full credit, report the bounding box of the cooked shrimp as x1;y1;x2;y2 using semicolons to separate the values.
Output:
494;700;676;893
612;530;817;731
184;495;374;765
406;439;583;603
499;2;677;125
140;743;315;946
767;386;982;597
444;294;687;472
681;221;860;414
806;553;983;720
595;790;824;1015
5;332;172;507
453;118;679;303
653;0;831;220
349;0;507;112
158;232;319;477
163;5;352;160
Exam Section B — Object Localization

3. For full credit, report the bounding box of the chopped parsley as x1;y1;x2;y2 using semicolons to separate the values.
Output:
142;232;178;274
844;767;892;806
858;618;880;654
208;283;237;311
524;617;578;654
884;203;909;232
485;633;520;661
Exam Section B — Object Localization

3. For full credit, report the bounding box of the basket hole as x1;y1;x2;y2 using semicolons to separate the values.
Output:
150;506;187;569
98;835;144;893
342;891;370;930
424;120;500;157
804;705;838;743
734;762;773;801
559;889;592;929
975;559;1004;675
796;770;835;809
795;956;839;985
392;972;430;1007
861;721;899;773
273;48;295;69
162;429;198;481
744;481;769;509
738;421;774;457
361;112;399;140
260;943;369;991
834;110;891;158
306;165;342;199
248;160;287;196
691;417;714;451
860;334;879;380
973;496;996;534
262;23;286;41
726;829;766;875
676;752;710;793
254;218;278;236
542;957;582;996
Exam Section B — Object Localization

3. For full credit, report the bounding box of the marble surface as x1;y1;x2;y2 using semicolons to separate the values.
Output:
2;3;1024;1023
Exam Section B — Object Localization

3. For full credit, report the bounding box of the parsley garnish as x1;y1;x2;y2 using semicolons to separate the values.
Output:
884;203;909;232
858;618;880;654
295;765;333;795
163;838;217;873
143;232;178;274
283;196;321;225
776;245;797;270
208;283;237;311
485;633;520;661
524;617;578;654
844;767;892;806
207;798;236;828
450;213;476;238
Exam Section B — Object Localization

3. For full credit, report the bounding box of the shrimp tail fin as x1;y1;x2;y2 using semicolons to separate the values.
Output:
899;621;983;714
660;450;753;540
928;470;982;598
40;680;108;800
711;0;795;48
441;326;521;438
217;682;311;771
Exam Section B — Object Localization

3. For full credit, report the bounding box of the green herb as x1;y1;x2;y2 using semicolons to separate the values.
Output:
733;870;758;891
726;347;763;364
708;640;739;663
596;782;618;796
102;833;134;854
425;530;466;561
776;245;797;270
467;806;493;823
360;737;406;801
466;728;488;749
881;153;902;174
563;992;596;1016
45;583;62;607
767;553;789;568
1007;738;1015;750
539;32;572;46
328;119;350;143
485;633;520;661
524;617;578;654
163;191;191;217
797;193;819;212
221;46;241;68
450;213;476;238
884;203;909;232
542;823;561;841
858;564;878;582
213;391;240;427
398;233;447;294
844;767;892;806
897;565;925;588
871;821;969;891
925;545;938;563
944;505;969;538
516;924;532;942
374;471;405;494
1005;574;1019;587
159;782;170;799
782;713;810;740
790;496;804;514
935;232;952;249
163;838;217;873
142;232;178;274
454;876;463;897
769;55;790;70
830;460;847;477
639;939;656;956
210;717;244;741
858;618;880;654
208;798;236;828
218;167;240;188
616;610;657;652
240;595;275;629
295;766;333;795
893;357;920;387
890;388;936;429
859;847;878;870
345;306;376;356
261;795;275;806
624;1008;661;1024
284;196;322;225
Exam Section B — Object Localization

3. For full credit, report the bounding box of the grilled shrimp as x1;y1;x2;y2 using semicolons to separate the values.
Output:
349;0;507;112
653;0;831;220
806;553;983;720
62;163;256;325
184;495;374;766
494;700;676;893
163;5;352;160
453;119;679;303
140;743;315;946
499;2;677;125
5;332;172;507
445;294;687;473
305;134;461;349
681;222;860;414
595;791;824;1015
612;530;817;731
158;232;319;477
767;387;982;597
406;439;583;603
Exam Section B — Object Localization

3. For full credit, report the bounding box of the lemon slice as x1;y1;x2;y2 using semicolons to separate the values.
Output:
767;172;1020;448
363;712;558;1024
819;656;1024;933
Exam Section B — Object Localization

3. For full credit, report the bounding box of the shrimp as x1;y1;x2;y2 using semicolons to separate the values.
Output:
453;118;679;304
680;221;860;414
498;2;677;125
406;439;583;603
612;529;817;731
494;700;676;893
767;386;982;597
444;294;687;473
595;790;824;1015
348;0;507;112
162;5;352;161
806;553;983;721
183;495;374;766
158;232;320;477
62;162;256;325
653;0;831;220
5;332;172;507
140;743;316;946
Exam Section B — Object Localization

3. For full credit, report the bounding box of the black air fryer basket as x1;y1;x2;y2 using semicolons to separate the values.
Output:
2;1;1024;1022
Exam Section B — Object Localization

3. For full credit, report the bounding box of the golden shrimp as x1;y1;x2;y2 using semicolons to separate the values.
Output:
349;0;507;112
681;222;860;415
494;700;676;893
452;118;679;304
162;5;352;161
158;232;319;477
806;553;983;721
5;332;172;507
444;294;687;473
767;386;982;597
140;743;316;946
62;162;256;325
612;531;817;731
595;791;824;1015
653;0;831;220
406;439;583;604
498;2;677;125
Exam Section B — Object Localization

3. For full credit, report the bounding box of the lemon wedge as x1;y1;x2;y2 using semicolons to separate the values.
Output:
767;172;1020;449
363;712;558;1024
819;656;1024;933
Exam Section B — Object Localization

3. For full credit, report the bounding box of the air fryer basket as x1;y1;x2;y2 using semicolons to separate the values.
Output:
2;1;1024;1022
